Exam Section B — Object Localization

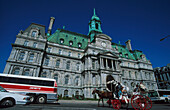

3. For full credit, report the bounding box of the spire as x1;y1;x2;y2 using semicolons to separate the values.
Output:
94;8;96;16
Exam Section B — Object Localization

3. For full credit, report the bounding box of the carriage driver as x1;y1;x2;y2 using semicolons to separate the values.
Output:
116;82;123;99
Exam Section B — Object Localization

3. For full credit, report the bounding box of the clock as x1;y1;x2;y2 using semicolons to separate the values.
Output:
101;41;106;47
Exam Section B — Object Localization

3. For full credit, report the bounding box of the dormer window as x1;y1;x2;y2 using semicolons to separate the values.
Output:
119;52;122;57
125;54;128;58
69;41;73;46
31;31;37;37
24;41;29;46
78;43;82;48
60;39;64;44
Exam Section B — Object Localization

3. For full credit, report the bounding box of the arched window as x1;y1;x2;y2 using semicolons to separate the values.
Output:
18;52;25;61
66;61;70;70
65;75;69;84
95;23;98;29
44;57;49;66
54;74;58;83
23;69;30;76
31;31;37;37
75;76;79;86
76;63;80;71
75;91;79;96
28;53;34;62
64;90;68;97
56;59;60;68
12;68;20;75
41;72;47;78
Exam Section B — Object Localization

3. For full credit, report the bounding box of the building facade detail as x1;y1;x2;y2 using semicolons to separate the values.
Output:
3;10;157;98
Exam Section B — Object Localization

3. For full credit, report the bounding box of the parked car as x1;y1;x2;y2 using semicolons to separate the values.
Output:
0;86;30;107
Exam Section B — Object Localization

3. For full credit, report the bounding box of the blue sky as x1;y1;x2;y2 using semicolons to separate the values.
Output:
0;0;170;72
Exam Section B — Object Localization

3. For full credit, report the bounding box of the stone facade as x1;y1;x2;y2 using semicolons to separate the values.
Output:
3;10;157;98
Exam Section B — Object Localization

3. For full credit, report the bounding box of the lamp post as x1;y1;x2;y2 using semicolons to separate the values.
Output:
160;35;170;41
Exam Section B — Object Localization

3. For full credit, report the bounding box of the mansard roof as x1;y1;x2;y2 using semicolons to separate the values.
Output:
47;29;89;49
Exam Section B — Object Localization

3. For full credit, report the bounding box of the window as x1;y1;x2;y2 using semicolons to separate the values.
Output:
145;72;147;79
23;69;30;76
66;61;70;70
78;53;81;58
31;31;37;37
69;41;73;46
75;76;79;86
56;59;60;68
92;59;95;69
129;71;131;78
47;47;52;53
135;72;137;79
125;54;128;58
33;42;37;48
68;51;72;56
18;52;25;61
95;23;98;29
78;43;82;48
28;53;34;62
24;41;29;46
75;91;79;96
12;68;20;75
122;70;124;76
119;52;122;57
93;50;95;54
41;72;47;78
128;63;130;67
60;39;64;44
76;63;80;71
65;75;69;84
44;57;49;66
64;90;68;97
54;74;58;82
65;35;68;37
59;49;62;55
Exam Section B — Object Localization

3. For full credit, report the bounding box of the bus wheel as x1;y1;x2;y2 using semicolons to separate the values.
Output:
30;96;35;103
36;95;46;104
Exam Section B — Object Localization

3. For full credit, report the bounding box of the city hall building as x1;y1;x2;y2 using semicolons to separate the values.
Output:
3;9;157;98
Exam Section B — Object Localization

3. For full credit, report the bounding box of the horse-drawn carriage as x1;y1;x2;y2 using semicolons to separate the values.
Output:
92;80;152;110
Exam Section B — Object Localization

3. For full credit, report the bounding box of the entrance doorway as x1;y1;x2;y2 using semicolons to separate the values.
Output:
106;75;115;92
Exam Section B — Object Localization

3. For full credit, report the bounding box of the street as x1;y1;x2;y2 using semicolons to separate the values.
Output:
1;100;170;110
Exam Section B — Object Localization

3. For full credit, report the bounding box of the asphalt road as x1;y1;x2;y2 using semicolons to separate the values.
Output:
1;100;170;110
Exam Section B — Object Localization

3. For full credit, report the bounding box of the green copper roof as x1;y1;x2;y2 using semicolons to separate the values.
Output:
91;8;100;21
47;29;89;49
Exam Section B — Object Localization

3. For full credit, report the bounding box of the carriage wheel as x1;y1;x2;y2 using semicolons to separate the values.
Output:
131;95;146;110
145;96;152;110
111;99;121;109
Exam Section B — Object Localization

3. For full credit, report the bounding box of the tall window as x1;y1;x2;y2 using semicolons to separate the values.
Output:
41;72;47;78
129;71;131;78
145;72;147;79
68;51;72;56
54;74;58;82
31;31;37;37
23;69;30;76
135;72;138;79
44;57;49;66
47;47;52;53
76;63;80;71
12;68;20;75
75;76;79;86
66;61;70;70
59;49;62;55
92;59;95;69
18;52;25;61
33;42;37;48
24;41;29;46
122;70;124;77
95;23;98;29
56;59;60;68
65;75;69;84
28;53;34;62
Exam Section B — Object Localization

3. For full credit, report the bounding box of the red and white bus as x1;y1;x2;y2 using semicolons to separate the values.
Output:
0;74;58;104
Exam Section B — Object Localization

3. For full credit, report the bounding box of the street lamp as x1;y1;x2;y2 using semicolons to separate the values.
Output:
160;35;170;41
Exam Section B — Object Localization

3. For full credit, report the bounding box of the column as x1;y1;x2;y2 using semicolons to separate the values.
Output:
166;73;170;81
111;60;114;71
9;65;14;74
100;58;102;68
14;49;19;60
106;59;108;69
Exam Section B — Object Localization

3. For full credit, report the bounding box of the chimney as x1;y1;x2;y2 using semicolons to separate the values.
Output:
48;17;55;34
125;40;132;51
